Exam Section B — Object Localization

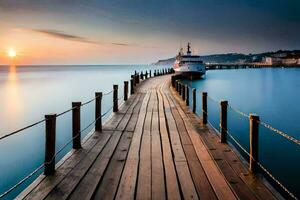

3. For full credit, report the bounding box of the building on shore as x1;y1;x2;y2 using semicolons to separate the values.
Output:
264;54;300;66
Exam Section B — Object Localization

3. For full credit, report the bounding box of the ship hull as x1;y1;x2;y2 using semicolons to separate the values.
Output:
174;63;206;80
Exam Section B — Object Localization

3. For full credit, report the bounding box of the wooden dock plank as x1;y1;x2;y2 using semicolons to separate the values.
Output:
91;95;145;200
166;85;237;200
136;91;155;200
23;131;111;200
67;93;143;200
114;92;150;199
159;85;199;200
44;131;112;200
157;89;181;200
151;91;166;200
165;92;217;200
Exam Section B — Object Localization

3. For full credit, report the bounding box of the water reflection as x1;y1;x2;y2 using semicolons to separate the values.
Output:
4;64;23;126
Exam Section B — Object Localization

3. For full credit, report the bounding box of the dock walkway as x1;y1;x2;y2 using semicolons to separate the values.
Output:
18;75;278;200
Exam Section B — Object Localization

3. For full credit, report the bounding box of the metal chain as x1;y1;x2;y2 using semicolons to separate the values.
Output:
259;121;300;146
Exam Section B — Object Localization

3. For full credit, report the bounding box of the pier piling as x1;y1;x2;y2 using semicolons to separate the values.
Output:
124;81;128;101
250;114;260;173
185;85;189;106
95;92;102;132
192;88;196;113
44;114;56;176
72;102;82;149
113;85;118;112
130;79;134;95
220;100;228;143
179;82;182;95
182;84;186;101
202;92;207;124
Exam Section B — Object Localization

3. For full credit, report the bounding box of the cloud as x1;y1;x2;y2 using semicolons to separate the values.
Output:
32;29;98;44
14;28;158;48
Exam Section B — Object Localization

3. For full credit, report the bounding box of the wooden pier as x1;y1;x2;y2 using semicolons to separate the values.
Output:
17;73;280;200
206;63;300;70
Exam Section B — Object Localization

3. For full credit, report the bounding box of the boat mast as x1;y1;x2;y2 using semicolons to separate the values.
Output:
187;42;191;55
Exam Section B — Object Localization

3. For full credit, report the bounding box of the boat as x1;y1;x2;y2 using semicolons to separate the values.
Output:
173;43;206;79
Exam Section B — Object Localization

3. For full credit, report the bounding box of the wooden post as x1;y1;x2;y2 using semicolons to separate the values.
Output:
192;88;196;113
202;92;207;124
145;71;148;79
113;85;118;112
44;114;56;176
220;100;228;143
249;114;260;173
131;75;136;86
136;74;140;84
95;92;102;132
124;81;128;101
72;102;82;149
185;85;189;106
130;78;134;94
178;82;182;95
141;71;144;80
150;70;152;77
182;84;186;101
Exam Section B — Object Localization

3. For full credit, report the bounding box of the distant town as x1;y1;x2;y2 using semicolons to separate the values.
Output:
155;50;300;66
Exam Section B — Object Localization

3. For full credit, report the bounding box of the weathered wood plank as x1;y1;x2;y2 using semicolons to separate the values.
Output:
44;131;112;200
151;92;166;200
67;93;143;200
159;85;199;200
165;92;217;200
91;95;145;200
136;91;155;200
23;131;111;200
115;92;150;199
157;89;181;200
168;87;238;200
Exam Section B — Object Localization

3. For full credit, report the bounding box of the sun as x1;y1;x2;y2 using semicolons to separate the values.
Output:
7;49;17;58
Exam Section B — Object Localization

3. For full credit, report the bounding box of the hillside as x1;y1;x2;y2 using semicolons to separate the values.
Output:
155;50;300;65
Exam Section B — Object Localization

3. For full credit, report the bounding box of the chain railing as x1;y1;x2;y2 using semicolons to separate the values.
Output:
0;67;174;199
172;78;299;199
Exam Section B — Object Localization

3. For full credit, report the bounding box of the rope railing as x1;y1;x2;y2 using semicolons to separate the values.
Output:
0;91;115;142
0;104;114;199
208;119;297;200
0;119;46;141
228;104;249;119
259;121;300;146
207;95;219;104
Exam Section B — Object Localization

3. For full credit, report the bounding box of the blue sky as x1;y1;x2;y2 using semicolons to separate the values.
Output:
0;0;299;64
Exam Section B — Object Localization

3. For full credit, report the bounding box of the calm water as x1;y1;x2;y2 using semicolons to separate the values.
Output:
0;65;164;199
182;68;300;198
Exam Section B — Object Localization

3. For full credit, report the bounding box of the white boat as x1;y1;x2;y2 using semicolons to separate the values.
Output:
173;43;206;79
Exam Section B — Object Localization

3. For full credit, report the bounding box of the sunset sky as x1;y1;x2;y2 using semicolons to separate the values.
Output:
0;0;299;65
